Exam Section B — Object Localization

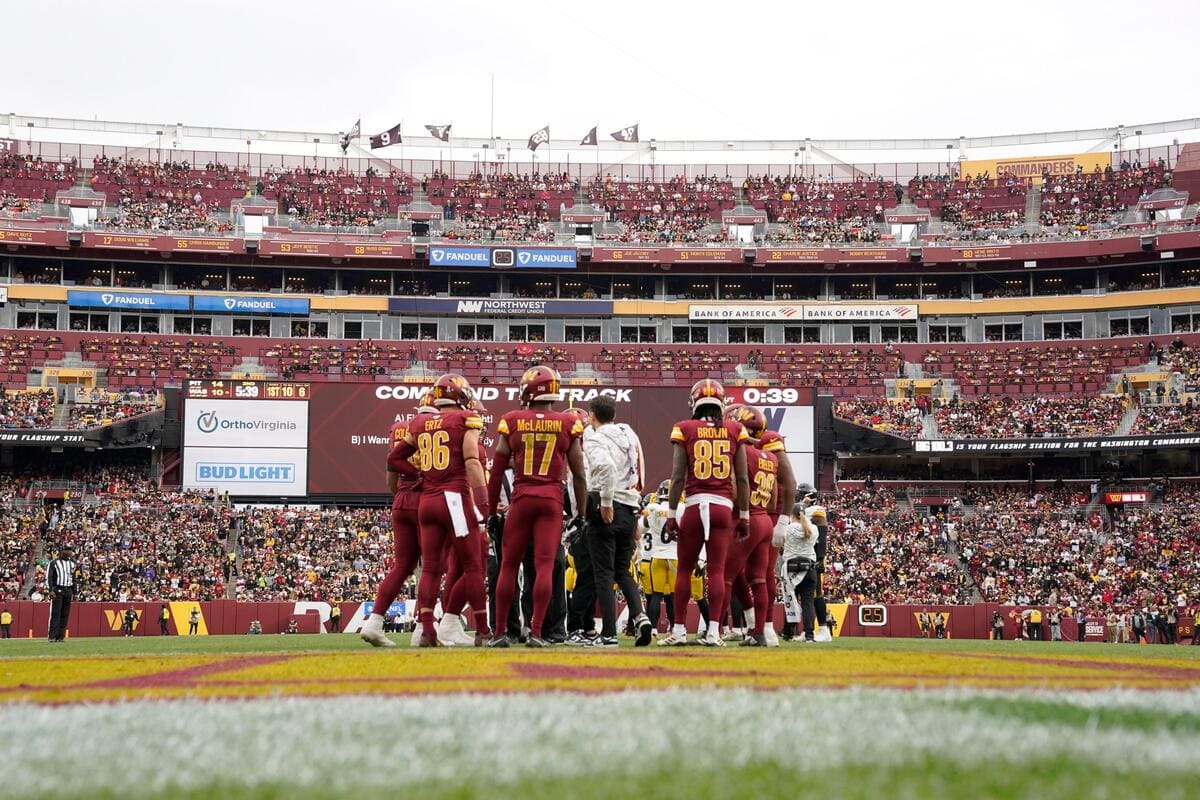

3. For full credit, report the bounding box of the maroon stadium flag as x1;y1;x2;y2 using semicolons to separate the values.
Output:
527;125;550;152
610;123;639;143
369;123;402;149
580;126;598;146
425;124;451;142
347;119;361;140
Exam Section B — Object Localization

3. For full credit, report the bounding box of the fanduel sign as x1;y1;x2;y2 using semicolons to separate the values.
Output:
193;295;310;315
428;246;492;266
388;298;612;316
428;246;577;269
513;248;576;268
67;290;190;311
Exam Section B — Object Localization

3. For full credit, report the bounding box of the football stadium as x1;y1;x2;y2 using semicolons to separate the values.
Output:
2;2;1200;798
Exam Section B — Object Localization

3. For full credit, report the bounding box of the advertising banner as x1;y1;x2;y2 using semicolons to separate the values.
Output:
184;398;309;449
688;304;804;322
388;298;613;316
66;290;191;311
801;304;918;321
428;246;493;267
959;151;1112;183
687;304;918;322
512;248;576;268
915;433;1200;454
192;295;311;315
183;446;308;495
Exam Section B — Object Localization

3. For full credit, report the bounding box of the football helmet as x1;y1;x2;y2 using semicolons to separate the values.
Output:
563;406;590;424
724;403;766;436
415;391;438;414
655;479;670;502
689;378;726;413
519;365;562;404
430;373;474;408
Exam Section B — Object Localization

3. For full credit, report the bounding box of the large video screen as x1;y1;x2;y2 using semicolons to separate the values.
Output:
182;381;310;496
306;382;816;496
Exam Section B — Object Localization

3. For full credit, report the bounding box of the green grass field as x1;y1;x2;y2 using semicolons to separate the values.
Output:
2;635;1198;800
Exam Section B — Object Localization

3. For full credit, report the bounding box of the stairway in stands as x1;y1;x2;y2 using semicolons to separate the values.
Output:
1023;182;1043;235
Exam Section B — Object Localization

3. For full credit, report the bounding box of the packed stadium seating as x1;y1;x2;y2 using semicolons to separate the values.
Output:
1038;161;1171;231
0;504;40;600
0;153;77;206
933;395;1128;439
0;388;56;428
262;166;412;228
234;507;391;602
833;397;924;438
65;389;161;430
907;173;1027;238
1130;399;1200;434
956;487;1198;624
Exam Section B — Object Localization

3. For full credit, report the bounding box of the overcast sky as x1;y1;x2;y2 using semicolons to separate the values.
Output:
9;0;1196;141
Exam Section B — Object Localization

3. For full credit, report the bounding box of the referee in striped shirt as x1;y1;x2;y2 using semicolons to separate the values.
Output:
47;546;78;642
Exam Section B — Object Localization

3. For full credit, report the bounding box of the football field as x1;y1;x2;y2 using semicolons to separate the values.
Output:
2;635;1198;800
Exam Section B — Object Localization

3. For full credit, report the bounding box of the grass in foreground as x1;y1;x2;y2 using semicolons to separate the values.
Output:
3;688;1199;800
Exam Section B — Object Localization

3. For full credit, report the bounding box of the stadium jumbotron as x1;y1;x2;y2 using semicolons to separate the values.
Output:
3;2;1200;796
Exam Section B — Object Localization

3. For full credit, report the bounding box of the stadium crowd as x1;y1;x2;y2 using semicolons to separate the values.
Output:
933;395;1128;439
0;388;57;428
833;397;924;438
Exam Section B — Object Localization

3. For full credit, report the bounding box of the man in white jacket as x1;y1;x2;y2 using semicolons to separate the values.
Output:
582;395;653;647
779;502;820;642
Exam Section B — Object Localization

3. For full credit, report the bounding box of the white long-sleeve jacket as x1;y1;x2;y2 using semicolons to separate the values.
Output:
583;422;644;509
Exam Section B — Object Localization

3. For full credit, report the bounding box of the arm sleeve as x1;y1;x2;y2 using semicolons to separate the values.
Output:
487;446;511;511
387;440;419;478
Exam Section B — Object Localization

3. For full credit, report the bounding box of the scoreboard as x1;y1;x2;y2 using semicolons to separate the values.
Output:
182;381;311;496
185;380;310;400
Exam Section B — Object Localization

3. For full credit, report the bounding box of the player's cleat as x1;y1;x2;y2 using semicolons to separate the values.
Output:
566;631;597;646
634;614;653;647
436;614;472;647
658;631;690;646
409;626;423;647
701;630;725;647
740;633;768;647
722;629;743;642
360;614;396;648
417;631;440;648
763;623;780;648
814;625;833;642
588;636;619;648
526;634;551;648
485;634;511;648
473;634;489;647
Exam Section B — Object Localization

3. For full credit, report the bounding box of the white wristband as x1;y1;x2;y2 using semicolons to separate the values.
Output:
739;510;751;521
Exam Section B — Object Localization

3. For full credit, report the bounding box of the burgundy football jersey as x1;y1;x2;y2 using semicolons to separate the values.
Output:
496;409;584;501
669;418;748;499
407;409;485;493
388;418;422;493
747;445;778;516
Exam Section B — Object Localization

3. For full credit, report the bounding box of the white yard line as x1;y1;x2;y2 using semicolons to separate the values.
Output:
3;687;1199;797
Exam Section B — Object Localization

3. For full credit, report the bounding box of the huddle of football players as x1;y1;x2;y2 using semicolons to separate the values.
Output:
364;369;830;648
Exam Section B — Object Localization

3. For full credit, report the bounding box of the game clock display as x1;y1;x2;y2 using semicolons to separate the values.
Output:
185;380;309;400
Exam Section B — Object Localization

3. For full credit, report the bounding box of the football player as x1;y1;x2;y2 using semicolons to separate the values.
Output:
660;379;750;647
389;374;492;647
487;366;588;648
720;405;778;647
639;480;676;635
361;392;435;647
798;484;832;642
437;396;494;646
779;501;820;641
724;403;797;647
